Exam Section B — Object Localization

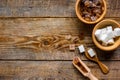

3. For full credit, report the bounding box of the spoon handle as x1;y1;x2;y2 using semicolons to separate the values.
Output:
97;61;109;74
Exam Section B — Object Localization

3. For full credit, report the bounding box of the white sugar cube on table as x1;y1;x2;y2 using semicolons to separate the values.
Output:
78;45;85;53
87;48;96;57
114;28;120;37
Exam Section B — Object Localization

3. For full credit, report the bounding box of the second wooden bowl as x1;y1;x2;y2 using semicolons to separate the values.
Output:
92;19;120;51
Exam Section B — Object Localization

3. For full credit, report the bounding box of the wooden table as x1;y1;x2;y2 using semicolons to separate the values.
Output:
0;0;119;80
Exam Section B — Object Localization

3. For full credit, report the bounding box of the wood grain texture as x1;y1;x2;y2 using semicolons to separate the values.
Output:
0;18;119;60
0;61;119;80
0;0;119;79
0;0;119;17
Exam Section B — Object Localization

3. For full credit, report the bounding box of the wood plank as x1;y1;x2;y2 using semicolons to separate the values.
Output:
0;61;119;80
0;18;119;60
0;0;119;17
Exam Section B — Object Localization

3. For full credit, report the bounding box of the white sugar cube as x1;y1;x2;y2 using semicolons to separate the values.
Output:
106;26;115;38
98;28;108;41
107;26;113;31
100;30;114;43
95;29;102;41
114;28;120;37
106;30;114;39
95;27;114;42
99;34;109;43
101;28;107;34
87;48;96;57
78;45;85;53
108;39;114;44
94;26;118;46
102;39;114;46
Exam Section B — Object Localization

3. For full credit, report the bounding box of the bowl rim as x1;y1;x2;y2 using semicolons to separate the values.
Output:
92;19;120;51
75;0;107;24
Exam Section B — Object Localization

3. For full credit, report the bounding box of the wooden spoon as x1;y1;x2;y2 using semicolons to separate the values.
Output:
85;48;109;74
73;57;98;80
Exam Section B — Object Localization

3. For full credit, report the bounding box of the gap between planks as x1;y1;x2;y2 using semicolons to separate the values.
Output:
0;59;119;61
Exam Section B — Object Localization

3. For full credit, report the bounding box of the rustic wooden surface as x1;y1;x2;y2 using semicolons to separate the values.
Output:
0;0;120;80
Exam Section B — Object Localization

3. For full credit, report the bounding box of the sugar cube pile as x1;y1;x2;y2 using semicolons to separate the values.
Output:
95;26;120;46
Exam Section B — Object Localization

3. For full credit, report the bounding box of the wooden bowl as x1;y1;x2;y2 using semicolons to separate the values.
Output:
92;19;120;51
75;0;107;24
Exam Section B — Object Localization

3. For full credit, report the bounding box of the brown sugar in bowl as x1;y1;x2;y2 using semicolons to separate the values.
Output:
75;0;107;24
92;19;120;51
